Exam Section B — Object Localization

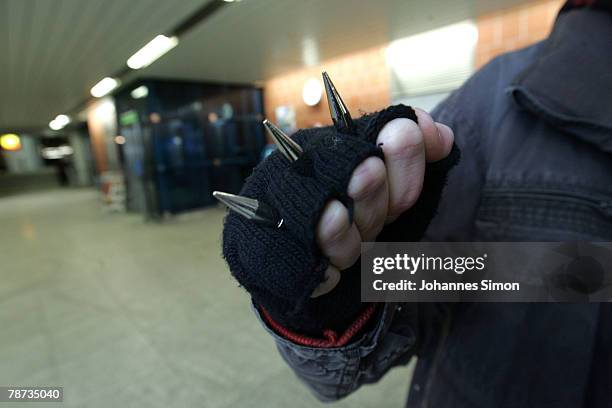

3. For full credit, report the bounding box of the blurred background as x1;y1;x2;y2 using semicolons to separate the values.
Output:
0;0;562;406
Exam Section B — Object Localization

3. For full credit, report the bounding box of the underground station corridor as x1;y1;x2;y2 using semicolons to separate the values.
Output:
2;0;610;406
0;188;412;407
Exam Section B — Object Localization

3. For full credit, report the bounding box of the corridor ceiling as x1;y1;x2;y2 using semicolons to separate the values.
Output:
0;0;535;131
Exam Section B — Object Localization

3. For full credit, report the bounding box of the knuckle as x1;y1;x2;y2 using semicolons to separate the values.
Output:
379;119;424;158
348;157;387;201
318;201;350;244
310;267;341;298
415;107;433;122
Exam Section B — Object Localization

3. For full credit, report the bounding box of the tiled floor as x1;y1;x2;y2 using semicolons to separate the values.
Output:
0;188;414;407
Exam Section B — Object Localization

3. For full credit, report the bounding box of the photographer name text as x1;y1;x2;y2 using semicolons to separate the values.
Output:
371;254;520;292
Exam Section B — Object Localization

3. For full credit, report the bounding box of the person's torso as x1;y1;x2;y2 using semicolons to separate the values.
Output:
411;9;612;406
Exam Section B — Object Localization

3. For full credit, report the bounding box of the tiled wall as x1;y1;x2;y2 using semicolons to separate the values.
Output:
475;0;563;68
263;0;564;129
263;46;391;129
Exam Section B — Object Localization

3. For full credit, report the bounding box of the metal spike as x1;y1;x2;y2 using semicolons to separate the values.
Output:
263;119;302;161
213;191;282;228
322;71;355;134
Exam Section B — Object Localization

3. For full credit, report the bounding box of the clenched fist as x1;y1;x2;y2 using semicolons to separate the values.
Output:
313;108;455;297
222;101;459;333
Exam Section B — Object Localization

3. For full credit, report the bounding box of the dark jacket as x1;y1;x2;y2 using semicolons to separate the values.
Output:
255;7;612;407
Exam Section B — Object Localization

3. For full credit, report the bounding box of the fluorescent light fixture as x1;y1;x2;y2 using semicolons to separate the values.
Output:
91;77;120;98
130;85;149;99
301;37;319;67
49;114;71;131
385;22;478;69
385;21;478;95
41;145;73;160
127;35;178;70
56;114;70;125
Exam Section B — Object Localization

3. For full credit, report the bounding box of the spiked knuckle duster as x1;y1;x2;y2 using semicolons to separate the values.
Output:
322;72;355;135
221;119;381;332
263;119;302;162
377;118;424;159
219;72;458;333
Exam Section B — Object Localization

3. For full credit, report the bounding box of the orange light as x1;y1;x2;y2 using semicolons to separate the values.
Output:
0;134;21;151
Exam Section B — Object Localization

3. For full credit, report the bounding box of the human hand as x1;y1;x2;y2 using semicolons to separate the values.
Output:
312;108;455;297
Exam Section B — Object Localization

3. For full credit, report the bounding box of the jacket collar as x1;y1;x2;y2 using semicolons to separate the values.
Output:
507;8;612;153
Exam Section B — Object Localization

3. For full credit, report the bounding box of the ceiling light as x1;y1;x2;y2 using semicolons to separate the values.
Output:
49;120;62;130
91;77;120;98
301;37;319;67
56;114;70;126
130;85;149;99
385;21;478;95
127;35;179;70
0;133;21;151
49;114;71;131
41;145;73;160
302;78;323;106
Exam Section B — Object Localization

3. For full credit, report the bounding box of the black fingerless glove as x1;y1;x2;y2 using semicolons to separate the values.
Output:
222;105;460;335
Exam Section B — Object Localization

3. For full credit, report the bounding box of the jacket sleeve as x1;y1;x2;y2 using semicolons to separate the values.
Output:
253;303;419;402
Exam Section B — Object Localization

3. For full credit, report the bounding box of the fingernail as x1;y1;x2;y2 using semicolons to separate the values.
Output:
310;267;341;298
435;122;454;155
413;107;431;126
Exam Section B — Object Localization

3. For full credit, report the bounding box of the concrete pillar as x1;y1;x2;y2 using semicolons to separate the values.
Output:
68;130;94;186
86;97;120;174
